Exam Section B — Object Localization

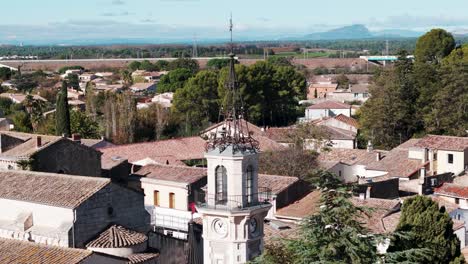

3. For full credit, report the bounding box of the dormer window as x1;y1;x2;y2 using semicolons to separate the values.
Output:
215;166;227;204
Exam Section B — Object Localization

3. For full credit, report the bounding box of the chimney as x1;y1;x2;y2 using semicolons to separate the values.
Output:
376;152;381;161
72;133;81;143
36;136;42;148
367;141;373;152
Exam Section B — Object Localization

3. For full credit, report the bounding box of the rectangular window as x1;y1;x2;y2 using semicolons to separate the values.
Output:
169;193;175;209
455;198;460;204
153;190;160;206
448;154;454;164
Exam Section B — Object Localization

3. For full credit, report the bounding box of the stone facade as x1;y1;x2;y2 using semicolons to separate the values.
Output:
34;139;102;177
73;184;151;248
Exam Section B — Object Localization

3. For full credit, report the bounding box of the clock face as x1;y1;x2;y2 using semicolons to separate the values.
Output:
213;218;228;236
249;218;258;235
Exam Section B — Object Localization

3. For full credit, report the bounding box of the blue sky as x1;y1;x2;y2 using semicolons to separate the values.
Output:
1;0;468;44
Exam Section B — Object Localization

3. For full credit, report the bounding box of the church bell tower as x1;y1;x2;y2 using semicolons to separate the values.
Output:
196;16;272;264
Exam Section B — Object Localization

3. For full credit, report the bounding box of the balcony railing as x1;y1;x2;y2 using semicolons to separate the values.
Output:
194;187;272;211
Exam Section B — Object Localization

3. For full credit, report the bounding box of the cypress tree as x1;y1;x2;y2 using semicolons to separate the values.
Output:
387;196;465;264
55;81;71;137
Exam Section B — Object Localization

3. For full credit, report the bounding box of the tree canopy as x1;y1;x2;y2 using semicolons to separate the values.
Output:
387;196;464;264
157;68;194;93
55;81;71;137
254;171;378;264
415;29;456;64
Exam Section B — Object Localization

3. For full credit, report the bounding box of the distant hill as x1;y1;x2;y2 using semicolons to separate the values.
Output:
304;24;424;40
305;24;373;40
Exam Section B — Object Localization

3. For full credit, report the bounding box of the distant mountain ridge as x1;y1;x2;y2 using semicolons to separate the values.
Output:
305;24;424;40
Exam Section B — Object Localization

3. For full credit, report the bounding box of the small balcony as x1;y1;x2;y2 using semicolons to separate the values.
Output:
194;187;272;211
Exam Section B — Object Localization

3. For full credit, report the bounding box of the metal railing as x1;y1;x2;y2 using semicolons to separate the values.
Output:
194;187;272;211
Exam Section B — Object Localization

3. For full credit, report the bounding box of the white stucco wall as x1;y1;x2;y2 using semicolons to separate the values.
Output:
331;139;355;149
0;199;73;247
438;150;465;175
454;227;466;249
306;108;351;120
321;118;358;133
408;148;425;160
141;179;189;210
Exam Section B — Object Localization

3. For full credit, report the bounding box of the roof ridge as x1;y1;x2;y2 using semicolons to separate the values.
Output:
97;136;202;150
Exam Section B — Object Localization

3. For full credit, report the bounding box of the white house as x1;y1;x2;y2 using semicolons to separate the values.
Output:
151;92;174;108
409;135;468;176
130;83;156;93
305;100;352;120
328;84;370;103
132;164;207;239
0;170;150;248
79;73;97;82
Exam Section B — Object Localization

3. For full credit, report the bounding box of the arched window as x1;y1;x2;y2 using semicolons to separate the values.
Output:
246;165;254;204
215;166;227;204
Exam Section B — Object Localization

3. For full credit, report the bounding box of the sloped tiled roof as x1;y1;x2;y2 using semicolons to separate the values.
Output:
0;238;92;264
136;164;207;184
0;170;110;208
320;126;356;140
99;137;207;164
435;183;468;199
366;139;425;178
86;225;148;248
415;135;468;151
258;174;299;195
128;253;160;264
307;100;351;110
276;191;321;219
333;114;359;128
264;127;295;142
0;131;107;159
201;119;264;136
318;148;385;166
99;136;284;167
351;198;401;234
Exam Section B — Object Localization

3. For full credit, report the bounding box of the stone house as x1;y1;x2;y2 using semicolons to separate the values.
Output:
0;132;102;177
0;170;150;249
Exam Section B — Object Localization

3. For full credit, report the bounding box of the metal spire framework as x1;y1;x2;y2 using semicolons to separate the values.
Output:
205;15;259;154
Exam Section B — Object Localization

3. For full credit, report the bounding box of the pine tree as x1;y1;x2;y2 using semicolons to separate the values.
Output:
55;81;71;137
255;171;378;264
387;196;465;264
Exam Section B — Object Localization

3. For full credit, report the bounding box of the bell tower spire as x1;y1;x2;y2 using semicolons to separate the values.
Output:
197;15;271;264
205;14;259;155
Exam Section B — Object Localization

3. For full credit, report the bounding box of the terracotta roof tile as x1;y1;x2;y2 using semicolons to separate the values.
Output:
415;135;468;151
0;238;92;264
366;139;425;178
333;114;359;128
318;148;385;166
136;164;207;184
307;100;351;110
258;174;299;195
351;198;401;234
276;191;321;219
99;136;284;166
435;183;468;199
86;225;148;248
127;253;160;264
0;170;110;208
